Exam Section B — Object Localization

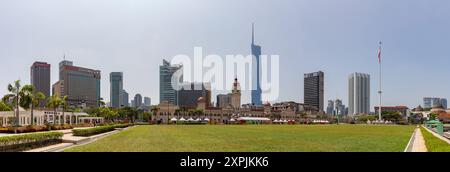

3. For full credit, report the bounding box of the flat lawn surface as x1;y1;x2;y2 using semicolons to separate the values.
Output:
65;125;414;152
420;127;450;152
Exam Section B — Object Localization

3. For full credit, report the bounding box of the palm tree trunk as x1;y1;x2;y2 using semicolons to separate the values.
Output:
54;108;57;126
30;105;34;125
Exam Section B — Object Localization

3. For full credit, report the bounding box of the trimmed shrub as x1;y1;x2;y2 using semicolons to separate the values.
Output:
50;124;73;130
71;123;94;128
72;124;133;137
0;132;64;152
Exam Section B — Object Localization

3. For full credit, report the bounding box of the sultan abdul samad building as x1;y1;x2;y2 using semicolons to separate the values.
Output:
153;78;317;124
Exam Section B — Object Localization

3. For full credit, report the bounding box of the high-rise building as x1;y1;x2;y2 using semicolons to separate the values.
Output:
52;80;64;98
304;71;324;111
251;24;262;106
110;72;123;108
121;90;129;107
57;60;101;108
326;100;334;115
30;62;51;107
178;83;211;108
423;97;447;109
327;99;347;116
134;94;142;108
348;73;370;115
131;100;135;107
334;99;347;116
440;99;447;109
216;94;231;108
144;97;151;106
160;60;182;105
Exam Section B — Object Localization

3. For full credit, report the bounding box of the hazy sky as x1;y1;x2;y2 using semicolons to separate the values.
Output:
1;0;449;109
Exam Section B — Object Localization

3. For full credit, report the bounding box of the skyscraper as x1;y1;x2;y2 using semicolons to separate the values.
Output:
326;100;334;115
30;62;51;107
348;73;370;115
57;60;101;108
144;97;151;106
110;72;123;108
440;99;447;109
121;90;129;107
216;94;231;108
423;97;447;109
304;71;324;111
134;94;142;108
177;82;211;108
334;99;347;116
251;23;262;106
160;60;182;105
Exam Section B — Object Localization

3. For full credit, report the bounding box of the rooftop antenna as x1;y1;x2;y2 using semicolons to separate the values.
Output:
252;23;255;45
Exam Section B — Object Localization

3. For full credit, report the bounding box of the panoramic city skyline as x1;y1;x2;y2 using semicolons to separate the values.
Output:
1;0;450;109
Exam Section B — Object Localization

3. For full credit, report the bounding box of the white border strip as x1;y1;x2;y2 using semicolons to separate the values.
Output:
404;126;418;152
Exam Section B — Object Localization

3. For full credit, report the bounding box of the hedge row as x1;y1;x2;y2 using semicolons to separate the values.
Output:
72;124;133;137
0;125;75;134
0;132;64;152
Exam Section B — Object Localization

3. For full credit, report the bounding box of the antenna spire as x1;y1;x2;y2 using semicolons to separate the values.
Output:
252;23;255;44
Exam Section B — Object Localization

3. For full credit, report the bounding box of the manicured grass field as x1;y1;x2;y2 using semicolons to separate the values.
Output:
420;127;450;152
65;125;414;152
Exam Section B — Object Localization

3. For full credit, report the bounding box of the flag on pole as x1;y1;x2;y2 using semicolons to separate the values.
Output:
378;42;382;64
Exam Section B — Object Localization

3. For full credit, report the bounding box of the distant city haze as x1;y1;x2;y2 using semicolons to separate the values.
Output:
1;0;449;109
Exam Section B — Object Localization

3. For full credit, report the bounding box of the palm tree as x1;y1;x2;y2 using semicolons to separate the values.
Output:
22;85;46;126
0;100;12;111
46;95;63;125
2;80;33;129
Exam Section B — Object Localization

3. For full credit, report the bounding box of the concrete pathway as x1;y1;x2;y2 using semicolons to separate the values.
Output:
25;126;135;152
406;127;428;152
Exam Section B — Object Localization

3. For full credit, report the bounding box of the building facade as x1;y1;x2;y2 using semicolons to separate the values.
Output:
334;99;347;116
109;72;123;108
216;94;231;108
304;71;324;112
215;78;242;109
326;100;334;115
144;97;151;106
30;62;51;107
177;83;211;108
134;94;142;108
160;60;182;105
423;97;447;109
348;73;370;115
251;24;262;106
57;60;101;108
121;90;129;107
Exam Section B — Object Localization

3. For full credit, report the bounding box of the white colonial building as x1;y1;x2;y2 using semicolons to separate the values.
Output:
0;108;90;127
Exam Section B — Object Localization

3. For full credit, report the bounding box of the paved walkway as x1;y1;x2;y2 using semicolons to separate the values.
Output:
25;126;134;152
406;127;428;152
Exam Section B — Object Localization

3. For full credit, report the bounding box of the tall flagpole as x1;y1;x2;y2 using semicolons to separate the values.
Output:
378;41;382;121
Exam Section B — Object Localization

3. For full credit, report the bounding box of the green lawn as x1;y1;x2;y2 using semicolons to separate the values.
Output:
420;127;450;152
65;125;414;152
